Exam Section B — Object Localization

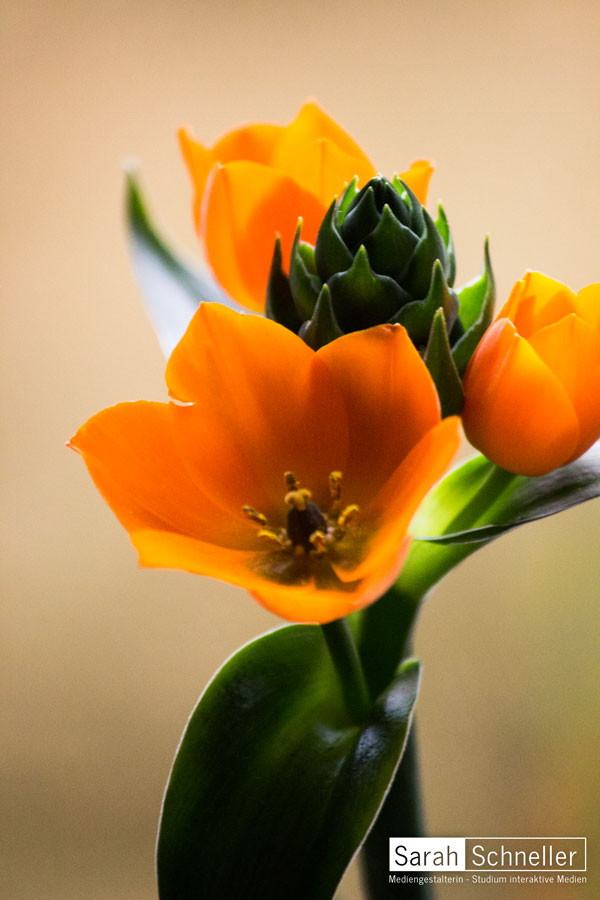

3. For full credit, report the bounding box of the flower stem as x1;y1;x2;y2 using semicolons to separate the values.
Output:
321;618;372;723
355;463;517;898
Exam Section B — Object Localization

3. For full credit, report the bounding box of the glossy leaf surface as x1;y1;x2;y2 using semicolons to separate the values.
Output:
415;442;600;545
354;443;600;696
157;624;420;900
125;168;241;356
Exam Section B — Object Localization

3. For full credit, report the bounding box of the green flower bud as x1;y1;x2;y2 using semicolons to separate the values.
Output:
265;174;495;413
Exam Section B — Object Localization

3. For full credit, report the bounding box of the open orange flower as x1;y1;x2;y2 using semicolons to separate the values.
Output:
462;272;600;476
70;304;458;623
179;102;434;312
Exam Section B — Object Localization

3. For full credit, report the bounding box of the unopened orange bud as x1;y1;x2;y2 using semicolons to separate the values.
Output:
462;272;600;476
179;102;432;312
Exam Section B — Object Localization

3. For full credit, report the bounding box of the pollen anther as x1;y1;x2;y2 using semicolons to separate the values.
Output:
284;471;300;491
309;530;328;555
244;470;359;559
258;529;288;547
284;488;312;510
337;504;360;530
242;505;268;527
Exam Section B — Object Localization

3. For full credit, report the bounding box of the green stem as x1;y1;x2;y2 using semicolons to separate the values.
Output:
360;728;433;900
355;463;516;898
443;463;516;535
358;463;516;699
321;618;372;723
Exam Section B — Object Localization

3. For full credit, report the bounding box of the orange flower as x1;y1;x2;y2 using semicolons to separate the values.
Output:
179;102;433;312
462;272;600;476
69;304;458;623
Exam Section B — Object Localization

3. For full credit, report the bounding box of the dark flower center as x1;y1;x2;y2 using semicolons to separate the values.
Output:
242;470;359;558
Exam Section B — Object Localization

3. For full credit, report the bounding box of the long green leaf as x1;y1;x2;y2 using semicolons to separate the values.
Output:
415;442;600;545
354;443;600;696
157;624;420;900
125;167;244;356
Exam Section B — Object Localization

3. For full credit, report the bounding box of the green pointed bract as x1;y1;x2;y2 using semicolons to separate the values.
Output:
307;175;455;339
340;185;381;251
314;199;353;282
289;224;321;320
403;207;449;298
436;204;456;287
363;205;419;277
265;236;302;333
393;259;458;348
335;177;359;227
300;284;344;350
424;308;465;417
452;237;495;374
271;172;493;371
328;246;406;332
393;176;424;232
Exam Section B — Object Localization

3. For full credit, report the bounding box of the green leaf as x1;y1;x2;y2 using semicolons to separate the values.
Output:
353;444;600;697
393;177;424;233
424;307;464;417
451;237;495;374
289;223;322;320
315;198;353;282
157;625;420;900
394;259;457;348
415;443;600;545
300;283;344;349
265;236;302;332
125;167;240;356
436;203;456;287
403;207;448;299
335;176;359;227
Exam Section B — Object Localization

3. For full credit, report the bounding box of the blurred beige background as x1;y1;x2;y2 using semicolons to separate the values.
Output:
3;1;599;898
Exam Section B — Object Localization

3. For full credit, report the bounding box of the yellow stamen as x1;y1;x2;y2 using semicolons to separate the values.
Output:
284;488;312;510
284;471;300;491
329;470;343;502
242;505;268;527
338;504;360;529
309;530;328;556
258;529;287;548
244;470;360;562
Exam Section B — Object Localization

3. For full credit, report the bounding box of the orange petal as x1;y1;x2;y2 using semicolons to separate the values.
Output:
178;129;216;229
462;319;579;475
332;417;460;582
317;323;441;500
133;528;260;585
529;314;600;461
201;161;326;310
68;401;247;548
274;134;375;209
567;364;600;460
272;101;375;200
574;283;600;334
211;122;283;168
399;159;434;205
131;528;406;624
498;272;577;338
178;123;284;228
166;304;349;515
252;536;413;624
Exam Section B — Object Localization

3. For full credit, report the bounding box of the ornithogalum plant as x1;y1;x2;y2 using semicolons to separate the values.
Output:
71;101;600;900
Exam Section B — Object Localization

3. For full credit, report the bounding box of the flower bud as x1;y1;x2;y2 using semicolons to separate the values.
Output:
267;175;496;416
462;273;600;475
295;175;457;340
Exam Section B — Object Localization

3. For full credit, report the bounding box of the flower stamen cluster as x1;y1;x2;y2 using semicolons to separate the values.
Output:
243;470;360;561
